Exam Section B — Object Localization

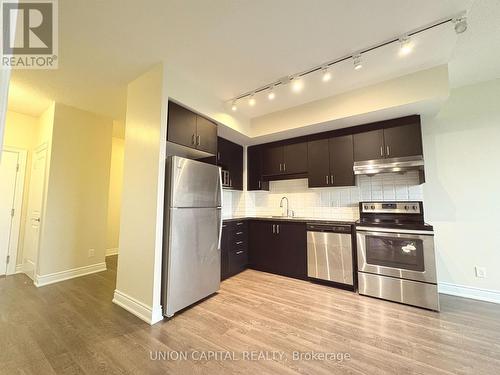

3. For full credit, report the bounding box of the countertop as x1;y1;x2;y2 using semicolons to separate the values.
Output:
222;216;357;225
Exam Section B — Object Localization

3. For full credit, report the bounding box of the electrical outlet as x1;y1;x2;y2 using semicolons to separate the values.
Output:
475;266;486;278
88;248;95;257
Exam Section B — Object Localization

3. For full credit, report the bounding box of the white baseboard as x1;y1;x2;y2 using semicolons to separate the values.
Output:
35;262;107;287
113;289;164;325
439;282;500;304
105;248;119;256
15;264;24;274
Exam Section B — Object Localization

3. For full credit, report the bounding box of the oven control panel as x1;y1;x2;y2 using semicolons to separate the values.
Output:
360;202;421;214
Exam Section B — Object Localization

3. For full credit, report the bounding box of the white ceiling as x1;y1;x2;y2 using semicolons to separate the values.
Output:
10;0;499;121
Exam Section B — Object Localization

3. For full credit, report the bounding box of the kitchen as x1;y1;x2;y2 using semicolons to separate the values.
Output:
1;0;500;374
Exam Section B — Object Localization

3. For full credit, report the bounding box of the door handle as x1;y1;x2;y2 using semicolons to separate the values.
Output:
272;224;276;234
217;210;223;250
326;175;329;184
386;145;390;156
276;224;280;234
380;146;384;157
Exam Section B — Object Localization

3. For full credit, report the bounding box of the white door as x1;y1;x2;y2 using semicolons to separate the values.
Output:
23;147;47;280
0;150;19;276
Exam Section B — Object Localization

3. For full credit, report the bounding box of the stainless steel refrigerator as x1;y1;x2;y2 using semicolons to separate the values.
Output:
162;156;222;317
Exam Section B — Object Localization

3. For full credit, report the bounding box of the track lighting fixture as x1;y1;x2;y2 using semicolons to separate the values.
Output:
321;67;332;82
453;16;467;34
353;54;363;70
399;36;413;56
248;94;256;106
227;14;466;109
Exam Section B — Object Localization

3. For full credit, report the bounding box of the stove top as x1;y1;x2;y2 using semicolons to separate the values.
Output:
356;201;433;231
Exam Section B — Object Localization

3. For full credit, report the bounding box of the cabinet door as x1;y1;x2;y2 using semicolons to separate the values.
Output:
248;221;277;273
383;123;423;158
329;135;355;186
275;222;307;280
353;129;384;161
262;145;284;175
196;115;217;154
229;142;243;190
167;101;197;148
247;146;268;191
217;137;230;170
283;142;308;174
307;139;330;187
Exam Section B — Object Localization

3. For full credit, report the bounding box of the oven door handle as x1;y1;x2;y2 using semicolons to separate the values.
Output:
356;227;434;236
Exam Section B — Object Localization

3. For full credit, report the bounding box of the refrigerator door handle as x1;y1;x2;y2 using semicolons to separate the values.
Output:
217;208;223;250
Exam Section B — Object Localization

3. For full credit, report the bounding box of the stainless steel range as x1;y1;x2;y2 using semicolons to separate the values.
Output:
356;202;439;311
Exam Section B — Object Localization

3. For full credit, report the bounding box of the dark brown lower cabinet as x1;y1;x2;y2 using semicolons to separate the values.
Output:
221;220;248;280
248;220;307;280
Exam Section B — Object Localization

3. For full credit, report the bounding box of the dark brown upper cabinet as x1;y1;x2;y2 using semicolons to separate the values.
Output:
247;146;269;191
307;135;354;188
167;101;217;155
353;129;385;161
383;123;423;158
261;142;307;176
353;122;422;161
217;137;243;190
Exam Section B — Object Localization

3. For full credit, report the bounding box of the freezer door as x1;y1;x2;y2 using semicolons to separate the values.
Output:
163;207;221;317
168;156;222;208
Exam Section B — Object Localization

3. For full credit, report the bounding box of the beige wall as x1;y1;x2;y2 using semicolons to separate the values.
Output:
106;136;124;252
3;110;39;265
114;64;167;324
37;103;113;276
422;78;500;298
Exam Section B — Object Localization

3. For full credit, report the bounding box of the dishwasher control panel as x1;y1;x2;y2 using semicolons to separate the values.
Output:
306;223;352;233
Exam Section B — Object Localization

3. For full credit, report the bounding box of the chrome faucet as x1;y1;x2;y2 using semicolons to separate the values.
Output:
280;196;291;217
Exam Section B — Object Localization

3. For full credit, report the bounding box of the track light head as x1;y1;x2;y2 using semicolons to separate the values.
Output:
353;54;363;70
291;77;303;93
453;16;468;34
267;86;275;100
321;67;332;82
248;94;256;106
399;36;413;56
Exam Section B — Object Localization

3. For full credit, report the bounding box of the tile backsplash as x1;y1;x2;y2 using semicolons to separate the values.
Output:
222;171;423;221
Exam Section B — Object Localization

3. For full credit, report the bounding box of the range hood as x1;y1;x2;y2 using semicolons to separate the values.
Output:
353;156;425;178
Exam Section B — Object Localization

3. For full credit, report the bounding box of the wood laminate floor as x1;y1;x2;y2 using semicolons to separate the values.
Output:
1;256;499;374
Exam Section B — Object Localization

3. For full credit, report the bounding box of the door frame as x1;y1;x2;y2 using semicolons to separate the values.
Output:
1;146;27;275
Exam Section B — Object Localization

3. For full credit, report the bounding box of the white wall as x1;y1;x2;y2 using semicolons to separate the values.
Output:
37;103;113;277
422;78;500;299
114;64;167;324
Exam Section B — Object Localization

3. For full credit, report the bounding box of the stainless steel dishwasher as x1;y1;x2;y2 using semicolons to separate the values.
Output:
307;223;355;289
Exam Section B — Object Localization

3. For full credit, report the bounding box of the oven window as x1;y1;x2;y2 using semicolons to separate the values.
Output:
365;235;425;272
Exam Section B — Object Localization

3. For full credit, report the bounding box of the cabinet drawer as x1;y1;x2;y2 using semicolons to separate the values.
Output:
228;248;248;276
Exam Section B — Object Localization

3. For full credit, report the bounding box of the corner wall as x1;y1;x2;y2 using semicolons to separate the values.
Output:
36;103;113;281
422;78;500;302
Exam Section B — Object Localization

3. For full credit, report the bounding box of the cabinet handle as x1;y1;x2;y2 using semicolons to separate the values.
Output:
380;146;384;157
236;231;243;235
236;222;244;226
197;135;201;146
258;180;261;189
192;134;196;145
283;163;286;171
276;224;280;234
236;250;244;255
326;175;329;184
236;241;243;245
217;152;220;160
386;145;390;156
279;163;282;171
331;175;334;184
272;224;276;234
